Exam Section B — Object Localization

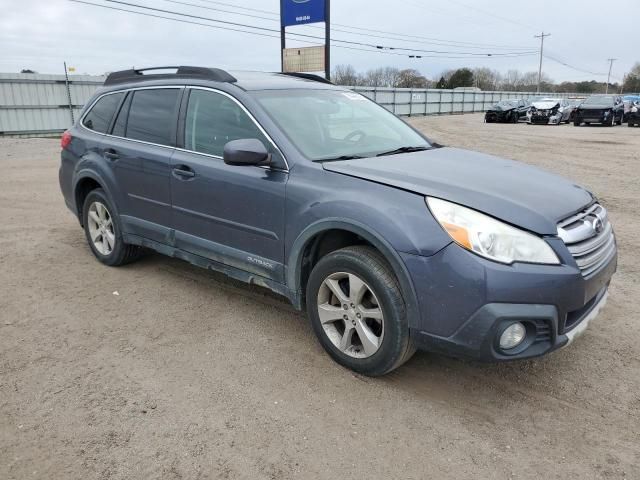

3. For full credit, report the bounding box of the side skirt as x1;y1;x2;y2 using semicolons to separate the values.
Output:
123;233;299;307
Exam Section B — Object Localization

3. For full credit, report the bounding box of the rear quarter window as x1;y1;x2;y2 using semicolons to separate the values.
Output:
82;92;124;133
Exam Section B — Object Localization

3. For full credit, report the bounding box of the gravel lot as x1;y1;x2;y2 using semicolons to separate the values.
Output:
1;114;639;479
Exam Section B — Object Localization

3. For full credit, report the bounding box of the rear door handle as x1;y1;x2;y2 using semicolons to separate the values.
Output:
172;165;196;179
104;148;119;160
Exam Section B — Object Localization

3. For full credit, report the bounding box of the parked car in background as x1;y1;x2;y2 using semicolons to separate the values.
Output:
526;98;573;125
59;66;617;376
573;95;624;126
628;101;640;127
623;95;640;122
484;99;529;123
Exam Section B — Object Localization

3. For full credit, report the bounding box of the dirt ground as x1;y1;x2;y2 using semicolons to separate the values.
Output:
1;114;639;480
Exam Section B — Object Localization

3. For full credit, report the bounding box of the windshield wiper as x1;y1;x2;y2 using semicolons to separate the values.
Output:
376;146;429;157
316;155;365;162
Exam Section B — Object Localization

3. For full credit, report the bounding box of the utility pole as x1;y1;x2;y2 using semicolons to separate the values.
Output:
605;58;616;94
534;32;551;94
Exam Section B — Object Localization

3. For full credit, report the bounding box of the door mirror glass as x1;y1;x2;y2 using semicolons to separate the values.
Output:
223;139;270;166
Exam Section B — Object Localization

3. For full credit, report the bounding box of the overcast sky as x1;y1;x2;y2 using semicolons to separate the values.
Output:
1;0;638;83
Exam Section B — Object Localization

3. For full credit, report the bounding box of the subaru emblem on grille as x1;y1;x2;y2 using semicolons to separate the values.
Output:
590;216;604;234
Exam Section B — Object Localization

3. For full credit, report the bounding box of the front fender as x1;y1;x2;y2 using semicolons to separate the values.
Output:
286;218;423;327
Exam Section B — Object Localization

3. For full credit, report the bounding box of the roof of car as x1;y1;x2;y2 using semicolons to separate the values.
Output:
102;67;342;92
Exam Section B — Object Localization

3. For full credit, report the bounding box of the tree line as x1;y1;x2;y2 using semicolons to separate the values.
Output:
332;63;640;94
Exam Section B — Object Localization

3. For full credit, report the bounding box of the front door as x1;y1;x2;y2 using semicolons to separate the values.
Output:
170;88;288;282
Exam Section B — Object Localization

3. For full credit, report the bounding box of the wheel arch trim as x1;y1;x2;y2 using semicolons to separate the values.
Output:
286;218;420;325
73;169;119;220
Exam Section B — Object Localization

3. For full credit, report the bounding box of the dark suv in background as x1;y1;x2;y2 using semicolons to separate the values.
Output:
573;94;624;126
59;67;617;376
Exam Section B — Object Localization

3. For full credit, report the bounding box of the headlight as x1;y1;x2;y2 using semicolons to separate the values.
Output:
426;197;560;265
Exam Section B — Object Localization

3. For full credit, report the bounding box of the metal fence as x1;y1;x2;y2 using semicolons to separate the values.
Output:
0;73;105;137
0;73;591;137
351;86;583;117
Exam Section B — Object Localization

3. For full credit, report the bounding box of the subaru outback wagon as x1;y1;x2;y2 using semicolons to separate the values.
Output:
59;67;617;376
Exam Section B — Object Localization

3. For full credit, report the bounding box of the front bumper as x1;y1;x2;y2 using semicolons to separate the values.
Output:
402;241;617;361
528;113;561;124
485;111;510;122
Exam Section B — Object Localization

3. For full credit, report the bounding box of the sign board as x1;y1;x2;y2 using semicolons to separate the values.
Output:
283;46;325;73
281;0;326;27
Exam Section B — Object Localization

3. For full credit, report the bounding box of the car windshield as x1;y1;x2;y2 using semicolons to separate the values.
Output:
583;96;614;105
253;89;431;161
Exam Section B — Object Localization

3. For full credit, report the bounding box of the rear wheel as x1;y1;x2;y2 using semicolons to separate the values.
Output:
306;246;414;376
83;189;142;266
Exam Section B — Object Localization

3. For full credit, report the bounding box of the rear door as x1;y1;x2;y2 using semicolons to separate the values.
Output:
170;88;288;282
102;87;182;243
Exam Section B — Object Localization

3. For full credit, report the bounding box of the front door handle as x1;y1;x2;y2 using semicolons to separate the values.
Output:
104;148;119;160
172;165;196;179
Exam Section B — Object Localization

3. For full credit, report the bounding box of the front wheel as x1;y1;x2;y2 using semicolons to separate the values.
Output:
83;188;142;266
306;246;414;376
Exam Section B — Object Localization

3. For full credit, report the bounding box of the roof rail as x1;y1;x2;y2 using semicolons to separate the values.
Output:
104;66;237;86
278;72;333;85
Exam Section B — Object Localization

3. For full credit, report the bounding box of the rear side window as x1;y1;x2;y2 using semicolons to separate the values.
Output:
184;89;276;158
125;89;180;146
82;92;124;133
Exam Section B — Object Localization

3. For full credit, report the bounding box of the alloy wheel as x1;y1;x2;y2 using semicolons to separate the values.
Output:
87;201;115;256
316;272;384;359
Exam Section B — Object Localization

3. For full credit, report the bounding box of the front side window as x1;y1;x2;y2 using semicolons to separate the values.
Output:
253;89;431;161
82;92;124;133
126;89;180;146
184;89;275;158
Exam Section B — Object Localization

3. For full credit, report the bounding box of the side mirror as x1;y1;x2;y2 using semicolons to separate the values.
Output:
223;139;271;166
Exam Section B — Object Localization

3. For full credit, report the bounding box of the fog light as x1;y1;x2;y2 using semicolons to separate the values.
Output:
499;322;526;350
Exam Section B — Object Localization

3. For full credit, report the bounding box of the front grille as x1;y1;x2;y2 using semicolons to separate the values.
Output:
558;204;616;277
581;109;604;118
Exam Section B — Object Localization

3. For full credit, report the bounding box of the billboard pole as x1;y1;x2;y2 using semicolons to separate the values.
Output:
280;0;285;73
325;0;331;80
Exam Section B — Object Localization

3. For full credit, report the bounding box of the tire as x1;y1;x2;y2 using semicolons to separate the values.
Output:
82;188;142;266
306;246;414;376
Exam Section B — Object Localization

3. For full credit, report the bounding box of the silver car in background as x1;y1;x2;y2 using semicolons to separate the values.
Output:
527;98;573;125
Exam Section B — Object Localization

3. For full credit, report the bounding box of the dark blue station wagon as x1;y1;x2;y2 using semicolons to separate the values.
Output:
59;67;617;376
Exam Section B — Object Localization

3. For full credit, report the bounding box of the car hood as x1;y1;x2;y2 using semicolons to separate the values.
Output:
488;105;511;112
531;100;560;109
322;147;593;235
579;103;612;109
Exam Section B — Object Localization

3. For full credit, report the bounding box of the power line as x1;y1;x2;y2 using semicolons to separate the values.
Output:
99;0;537;57
158;0;533;51
69;1;537;60
189;0;534;50
447;0;537;32
543;53;607;76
